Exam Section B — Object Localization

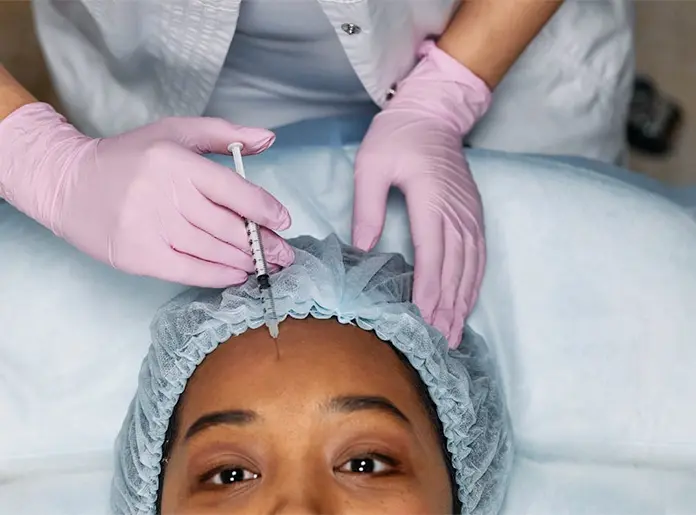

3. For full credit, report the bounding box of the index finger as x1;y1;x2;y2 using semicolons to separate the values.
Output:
188;154;291;231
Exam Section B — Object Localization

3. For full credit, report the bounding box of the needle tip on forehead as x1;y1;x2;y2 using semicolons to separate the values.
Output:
268;320;279;339
267;321;280;360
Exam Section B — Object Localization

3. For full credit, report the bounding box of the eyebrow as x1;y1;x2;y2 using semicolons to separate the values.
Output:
325;395;411;426
185;410;257;440
183;395;411;441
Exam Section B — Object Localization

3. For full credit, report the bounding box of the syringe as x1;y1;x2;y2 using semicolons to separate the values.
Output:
228;142;280;339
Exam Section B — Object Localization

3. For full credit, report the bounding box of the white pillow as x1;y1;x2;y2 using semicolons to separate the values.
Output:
0;204;186;471
467;153;696;468
1;146;695;474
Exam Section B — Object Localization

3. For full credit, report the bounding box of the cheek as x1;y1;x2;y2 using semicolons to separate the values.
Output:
333;484;452;515
160;468;182;514
426;462;456;513
350;494;445;515
160;451;199;515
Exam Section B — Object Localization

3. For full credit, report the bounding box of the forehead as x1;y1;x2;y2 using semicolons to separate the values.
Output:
178;318;422;419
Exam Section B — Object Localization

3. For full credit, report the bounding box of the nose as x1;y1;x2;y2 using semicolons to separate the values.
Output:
271;499;323;515
269;485;328;515
267;464;334;515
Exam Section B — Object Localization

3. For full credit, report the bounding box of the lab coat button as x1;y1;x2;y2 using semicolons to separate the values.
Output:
386;85;397;101
341;23;361;35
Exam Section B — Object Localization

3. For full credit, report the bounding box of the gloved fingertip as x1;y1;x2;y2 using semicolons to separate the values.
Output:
264;231;294;265
352;228;379;251
277;209;292;231
433;318;451;341
412;292;436;324
261;203;292;232
433;307;454;332
245;132;276;154
222;270;249;287
275;245;295;268
418;304;435;324
447;325;464;350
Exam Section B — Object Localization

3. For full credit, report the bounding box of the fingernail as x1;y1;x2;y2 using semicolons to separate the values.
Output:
448;327;464;349
413;293;435;323
227;271;249;286
353;230;379;251
247;132;276;154
434;318;450;340
266;238;295;266
276;207;292;231
275;246;295;267
433;308;452;330
420;308;435;324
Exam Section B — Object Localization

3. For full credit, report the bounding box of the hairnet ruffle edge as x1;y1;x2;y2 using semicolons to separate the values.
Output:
111;235;512;514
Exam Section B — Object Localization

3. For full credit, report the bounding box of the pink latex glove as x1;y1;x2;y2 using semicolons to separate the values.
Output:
0;103;295;286
352;41;491;348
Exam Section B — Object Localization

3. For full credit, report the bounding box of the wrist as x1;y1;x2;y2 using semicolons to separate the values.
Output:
0;65;38;121
389;40;492;135
0;103;90;226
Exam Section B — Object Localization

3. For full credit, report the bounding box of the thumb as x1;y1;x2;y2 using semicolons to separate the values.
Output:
352;160;391;251
170;117;276;156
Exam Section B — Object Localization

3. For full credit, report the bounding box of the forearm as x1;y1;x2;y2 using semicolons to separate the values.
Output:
438;0;563;89
0;65;37;121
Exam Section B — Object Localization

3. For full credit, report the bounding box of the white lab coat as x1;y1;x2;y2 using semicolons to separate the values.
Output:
31;0;634;162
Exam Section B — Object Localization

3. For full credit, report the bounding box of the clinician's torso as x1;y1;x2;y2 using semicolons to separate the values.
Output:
34;0;455;135
205;0;376;128
33;0;634;161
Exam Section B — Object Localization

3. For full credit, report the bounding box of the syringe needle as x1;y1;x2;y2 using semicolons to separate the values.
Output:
268;319;279;339
228;142;281;341
271;323;280;360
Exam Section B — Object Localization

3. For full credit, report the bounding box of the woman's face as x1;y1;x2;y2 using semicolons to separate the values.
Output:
161;317;453;514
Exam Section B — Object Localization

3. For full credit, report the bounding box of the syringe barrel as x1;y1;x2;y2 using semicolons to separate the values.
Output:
257;274;271;290
244;220;270;276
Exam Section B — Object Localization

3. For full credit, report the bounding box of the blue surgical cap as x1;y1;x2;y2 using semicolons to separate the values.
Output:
111;234;512;514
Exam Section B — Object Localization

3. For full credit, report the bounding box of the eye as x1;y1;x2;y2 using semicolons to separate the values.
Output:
337;454;397;475
206;467;260;486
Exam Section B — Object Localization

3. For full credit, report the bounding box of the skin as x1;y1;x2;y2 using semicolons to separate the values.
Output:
161;317;453;514
0;65;36;120
439;0;563;89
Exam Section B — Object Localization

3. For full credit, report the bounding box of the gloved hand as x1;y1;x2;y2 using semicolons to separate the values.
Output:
0;104;294;286
352;40;492;348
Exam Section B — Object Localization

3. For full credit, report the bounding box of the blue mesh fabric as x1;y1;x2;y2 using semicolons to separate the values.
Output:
111;234;512;514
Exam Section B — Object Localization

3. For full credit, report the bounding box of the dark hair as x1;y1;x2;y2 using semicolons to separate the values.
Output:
156;343;462;514
392;346;463;514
